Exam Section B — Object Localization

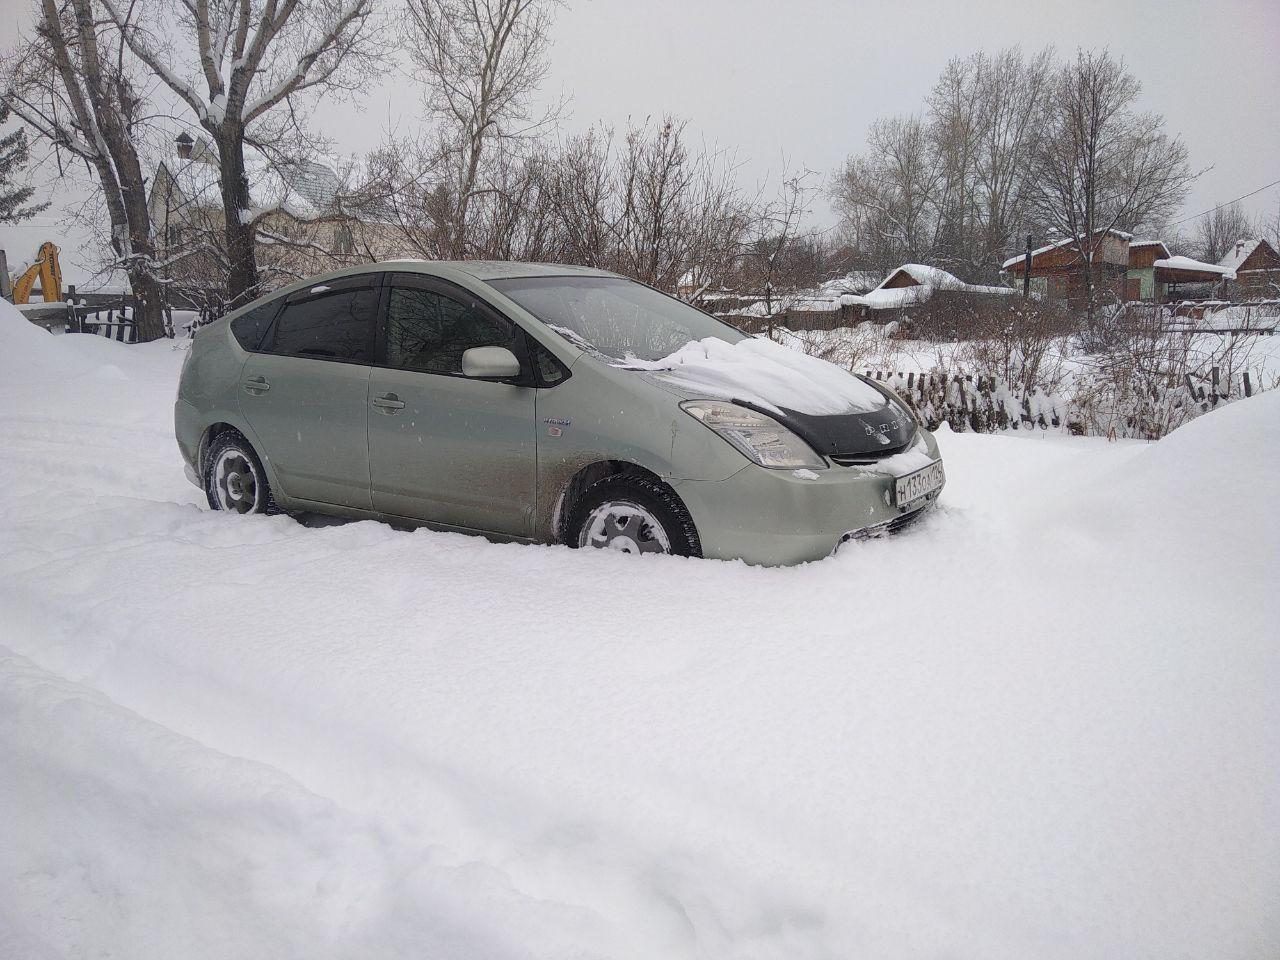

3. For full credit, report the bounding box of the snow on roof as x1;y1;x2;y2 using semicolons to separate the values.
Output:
857;285;931;310
1154;255;1236;278
1130;239;1166;248
1217;239;1264;272
881;263;966;290
861;264;1016;309
1001;229;1134;269
818;271;882;295
734;296;841;317
156;153;391;225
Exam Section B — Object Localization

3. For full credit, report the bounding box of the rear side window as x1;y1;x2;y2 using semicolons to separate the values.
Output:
229;301;280;351
270;287;378;362
385;286;519;375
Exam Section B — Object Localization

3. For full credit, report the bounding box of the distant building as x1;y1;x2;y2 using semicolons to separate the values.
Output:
1003;230;1233;305
711;264;1016;333
147;134;400;303
1218;239;1280;298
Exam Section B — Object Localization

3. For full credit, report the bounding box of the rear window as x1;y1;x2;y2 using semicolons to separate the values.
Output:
229;301;280;352
270;287;379;362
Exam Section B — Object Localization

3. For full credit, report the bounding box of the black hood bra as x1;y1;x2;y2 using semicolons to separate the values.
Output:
733;384;917;459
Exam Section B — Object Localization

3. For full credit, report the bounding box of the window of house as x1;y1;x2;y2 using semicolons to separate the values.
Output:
335;224;354;256
270;286;378;362
384;287;520;376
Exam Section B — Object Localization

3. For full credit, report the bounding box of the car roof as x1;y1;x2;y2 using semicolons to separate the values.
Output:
220;260;624;326
374;260;622;281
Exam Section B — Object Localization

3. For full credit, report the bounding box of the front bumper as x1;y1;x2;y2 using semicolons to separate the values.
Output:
672;445;944;566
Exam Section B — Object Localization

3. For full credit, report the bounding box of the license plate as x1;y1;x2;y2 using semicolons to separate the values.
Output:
893;460;945;509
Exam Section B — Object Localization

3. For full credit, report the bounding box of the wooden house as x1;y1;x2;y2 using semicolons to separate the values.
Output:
1219;239;1280;298
1001;230;1132;305
1004;230;1234;304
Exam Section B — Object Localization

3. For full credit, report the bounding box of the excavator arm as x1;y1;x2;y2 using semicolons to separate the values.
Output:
10;242;62;305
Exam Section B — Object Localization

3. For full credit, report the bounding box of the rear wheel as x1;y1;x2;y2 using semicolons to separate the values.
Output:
567;475;700;557
205;433;274;515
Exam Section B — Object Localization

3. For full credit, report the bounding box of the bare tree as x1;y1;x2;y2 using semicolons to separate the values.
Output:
1192;202;1256;265
737;168;819;337
831;114;939;272
3;0;169;339
403;0;559;259
102;0;378;307
1264;197;1280;254
606;117;752;292
1026;50;1196;327
831;47;1055;280
968;47;1055;272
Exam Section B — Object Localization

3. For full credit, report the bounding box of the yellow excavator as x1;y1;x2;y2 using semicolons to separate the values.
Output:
10;241;63;304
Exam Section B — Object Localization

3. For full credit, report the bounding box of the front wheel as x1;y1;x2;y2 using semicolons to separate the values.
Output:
567;475;700;557
205;433;274;515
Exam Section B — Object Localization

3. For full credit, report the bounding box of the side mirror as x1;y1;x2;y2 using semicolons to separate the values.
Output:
462;345;521;380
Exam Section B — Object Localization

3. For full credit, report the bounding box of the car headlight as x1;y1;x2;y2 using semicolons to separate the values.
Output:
681;400;825;470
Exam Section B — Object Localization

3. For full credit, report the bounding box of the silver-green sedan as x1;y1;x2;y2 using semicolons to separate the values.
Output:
175;261;944;564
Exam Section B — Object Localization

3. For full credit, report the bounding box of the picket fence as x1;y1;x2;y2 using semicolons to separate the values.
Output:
861;367;1265;438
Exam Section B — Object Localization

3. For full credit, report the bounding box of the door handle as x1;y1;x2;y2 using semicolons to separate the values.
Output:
373;393;405;412
242;375;270;393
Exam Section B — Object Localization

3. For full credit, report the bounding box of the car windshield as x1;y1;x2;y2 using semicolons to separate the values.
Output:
487;275;745;363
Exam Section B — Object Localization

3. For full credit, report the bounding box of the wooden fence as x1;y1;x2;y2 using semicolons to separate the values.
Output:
862;366;1266;438
22;297;180;342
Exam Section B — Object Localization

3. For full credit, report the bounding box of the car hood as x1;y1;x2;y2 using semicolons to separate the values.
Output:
620;336;917;457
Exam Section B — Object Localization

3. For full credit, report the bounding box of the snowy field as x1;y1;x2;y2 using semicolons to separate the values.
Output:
1;309;1277;958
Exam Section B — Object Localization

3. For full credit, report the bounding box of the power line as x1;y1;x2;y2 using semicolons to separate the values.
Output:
1168;177;1280;228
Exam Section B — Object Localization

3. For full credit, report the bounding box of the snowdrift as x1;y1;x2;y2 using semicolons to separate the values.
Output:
1;322;1276;959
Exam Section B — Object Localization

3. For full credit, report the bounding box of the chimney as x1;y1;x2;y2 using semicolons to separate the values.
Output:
175;132;194;160
1235;240;1245;258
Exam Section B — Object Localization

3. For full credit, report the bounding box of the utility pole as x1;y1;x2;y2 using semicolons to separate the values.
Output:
1022;233;1033;299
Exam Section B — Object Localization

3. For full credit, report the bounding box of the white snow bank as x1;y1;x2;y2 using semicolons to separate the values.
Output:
623;335;888;415
1;326;1277;960
0;299;99;381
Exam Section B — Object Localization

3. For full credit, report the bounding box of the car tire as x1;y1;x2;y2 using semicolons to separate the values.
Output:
567;475;701;557
205;432;276;515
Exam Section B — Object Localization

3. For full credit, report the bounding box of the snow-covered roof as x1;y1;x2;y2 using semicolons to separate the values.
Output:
155;152;391;225
1154;255;1236;279
880;263;966;290
734;295;842;317
1130;239;1171;257
818;271;883;295
1217;239;1264;272
858;285;931;310
1001;229;1134;270
862;264;1016;309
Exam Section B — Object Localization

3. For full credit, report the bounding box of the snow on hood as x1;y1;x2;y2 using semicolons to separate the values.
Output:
620;336;889;416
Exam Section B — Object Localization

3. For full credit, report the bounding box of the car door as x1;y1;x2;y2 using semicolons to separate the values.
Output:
367;274;536;537
238;274;380;510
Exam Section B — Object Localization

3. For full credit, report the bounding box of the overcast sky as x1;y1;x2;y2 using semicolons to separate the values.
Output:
314;0;1280;230
4;0;1278;254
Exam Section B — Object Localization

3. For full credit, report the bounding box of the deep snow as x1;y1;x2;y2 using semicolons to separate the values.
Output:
1;305;1277;959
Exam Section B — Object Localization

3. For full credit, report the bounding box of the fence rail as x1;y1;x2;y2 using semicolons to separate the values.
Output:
862;366;1265;438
